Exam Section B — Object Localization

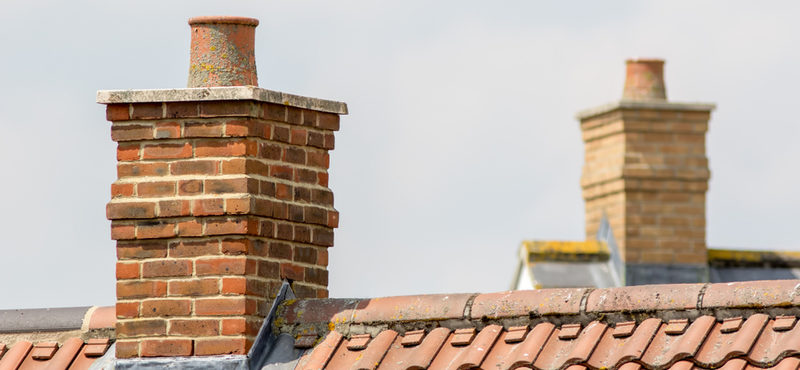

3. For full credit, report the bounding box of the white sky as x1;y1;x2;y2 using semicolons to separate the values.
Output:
1;1;798;309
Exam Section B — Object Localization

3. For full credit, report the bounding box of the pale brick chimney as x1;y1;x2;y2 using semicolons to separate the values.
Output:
577;59;714;284
97;16;346;359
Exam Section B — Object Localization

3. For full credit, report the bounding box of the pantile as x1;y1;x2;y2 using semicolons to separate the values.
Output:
279;280;800;370
0;337;112;370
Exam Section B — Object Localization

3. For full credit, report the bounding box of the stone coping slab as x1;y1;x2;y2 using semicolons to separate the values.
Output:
97;86;348;115
576;99;715;120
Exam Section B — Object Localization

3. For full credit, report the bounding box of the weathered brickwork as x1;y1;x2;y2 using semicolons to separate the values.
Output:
106;100;339;358
580;108;711;264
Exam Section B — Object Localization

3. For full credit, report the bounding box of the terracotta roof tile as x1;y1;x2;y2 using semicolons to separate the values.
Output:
0;338;112;370
279;280;800;369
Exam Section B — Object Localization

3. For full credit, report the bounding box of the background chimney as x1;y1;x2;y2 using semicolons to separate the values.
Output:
98;16;346;359
578;59;713;284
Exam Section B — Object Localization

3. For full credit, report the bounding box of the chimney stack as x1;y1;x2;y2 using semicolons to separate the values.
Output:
97;16;346;360
577;59;714;285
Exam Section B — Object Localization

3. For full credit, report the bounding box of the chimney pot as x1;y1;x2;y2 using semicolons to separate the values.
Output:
623;58;666;100
188;16;259;88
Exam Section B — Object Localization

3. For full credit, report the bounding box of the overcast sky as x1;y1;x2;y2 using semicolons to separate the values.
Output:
1;1;798;309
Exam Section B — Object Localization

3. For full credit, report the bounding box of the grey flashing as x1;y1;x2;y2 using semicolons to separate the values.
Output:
96;86;348;115
114;355;248;370
88;343;116;370
0;306;90;333
576;99;715;121
250;281;299;370
626;263;709;285
710;267;800;282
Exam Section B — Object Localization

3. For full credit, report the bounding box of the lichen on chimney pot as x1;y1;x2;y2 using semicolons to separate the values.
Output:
188;16;259;88
623;58;666;100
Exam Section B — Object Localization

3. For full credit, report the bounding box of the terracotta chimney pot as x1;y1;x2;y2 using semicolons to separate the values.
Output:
188;16;259;87
623;58;666;100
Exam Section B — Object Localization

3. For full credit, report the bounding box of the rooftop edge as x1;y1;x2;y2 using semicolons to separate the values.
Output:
96;86;348;115
576;99;715;121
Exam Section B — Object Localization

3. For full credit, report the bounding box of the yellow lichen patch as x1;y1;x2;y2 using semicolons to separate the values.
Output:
708;248;800;266
521;240;610;262
328;322;335;331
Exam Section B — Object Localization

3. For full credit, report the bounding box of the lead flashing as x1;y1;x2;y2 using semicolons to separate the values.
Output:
576;99;715;121
96;86;348;115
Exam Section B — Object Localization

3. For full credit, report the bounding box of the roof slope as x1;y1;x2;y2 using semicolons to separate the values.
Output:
272;280;800;369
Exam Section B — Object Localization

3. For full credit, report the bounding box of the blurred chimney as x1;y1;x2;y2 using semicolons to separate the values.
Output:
577;58;714;285
97;16;347;360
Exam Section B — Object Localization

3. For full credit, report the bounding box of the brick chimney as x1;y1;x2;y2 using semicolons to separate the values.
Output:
97;16;346;359
577;59;714;284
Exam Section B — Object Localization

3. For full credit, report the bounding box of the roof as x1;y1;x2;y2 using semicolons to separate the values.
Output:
0;306;115;369
269;280;800;369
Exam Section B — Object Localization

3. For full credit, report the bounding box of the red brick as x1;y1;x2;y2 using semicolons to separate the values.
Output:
117;144;140;161
206;217;255;236
286;107;301;124
130;103;163;120
112;124;154;141
185;121;224;137
196;257;248;276
178;180;203;196
221;318;246;336
169;240;220;258
199;101;255;117
115;340;139;358
323;133;335;150
272;126;290;143
205;177;255;194
195;338;247;356
311;227;334;246
195;139;249;157
117;319;166;337
221;239;250;255
165;102;199;118
306;151;329;168
107;201;156;219
275;223;293;240
111;183;134;198
141;339;193;357
137;181;176;197
117;240;168;259
117;162;169;178
259;142;282;160
168;278;219;297
317;172;329;187
157;199;191;217
142;260;192;278
296;169;318;184
275;183;292;200
116;262;140;279
270;165;293;181
262;103;286;121
317;249;328;266
226;197;251;214
224;120;250;137
107;104;130;121
141;299;191;317
195;297;247;316
193;198;224;216
169;319;220;336
283;147;305;164
294;225;311;243
290;128;307;145
280;263;304;281
142;143;192;160
136;221;176;239
305;268;328;286
317;289;329;298
178;220;203;237
171;160;218;175
111;223;135;240
307;131;324;148
116;302;140;319
305;206;327;225
293;246;316;264
154;121;181;139
327;211;339;228
317;112;340;131
301;110;317;126
222;277;247;295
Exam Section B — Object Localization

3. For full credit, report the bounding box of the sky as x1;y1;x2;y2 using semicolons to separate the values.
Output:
1;1;799;309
